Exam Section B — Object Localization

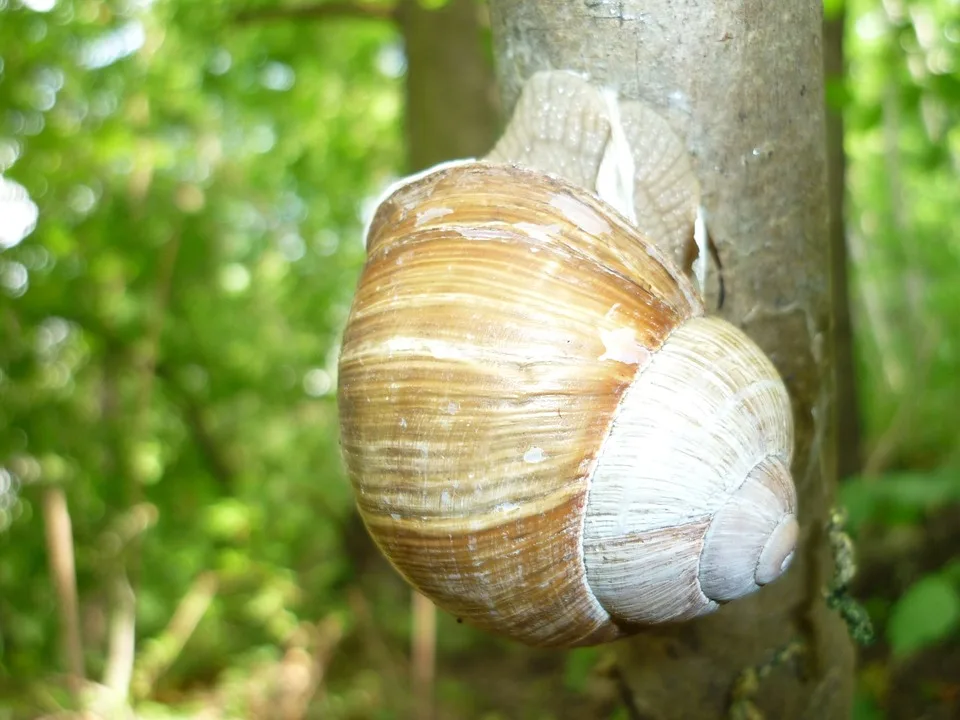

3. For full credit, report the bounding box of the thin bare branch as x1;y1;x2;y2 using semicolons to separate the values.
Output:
264;617;345;719
104;231;181;703
311;616;345;702
346;587;407;700
103;574;136;700
132;572;219;699
235;1;397;25
97;504;157;702
42;487;85;698
411;590;436;720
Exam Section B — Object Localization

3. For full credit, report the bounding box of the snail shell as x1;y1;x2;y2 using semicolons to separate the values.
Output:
337;161;797;648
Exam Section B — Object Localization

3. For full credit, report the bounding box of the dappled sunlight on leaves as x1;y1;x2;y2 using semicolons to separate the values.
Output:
1;0;402;714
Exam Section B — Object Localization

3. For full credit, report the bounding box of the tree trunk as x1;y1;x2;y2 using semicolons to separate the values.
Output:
823;11;862;481
487;3;856;718
398;0;499;171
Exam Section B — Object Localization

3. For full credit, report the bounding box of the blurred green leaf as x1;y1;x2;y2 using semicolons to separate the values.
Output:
839;469;960;531
851;690;884;720
941;559;960;586
204;498;254;541
563;646;600;694
823;0;845;21
887;574;960;659
825;77;850;111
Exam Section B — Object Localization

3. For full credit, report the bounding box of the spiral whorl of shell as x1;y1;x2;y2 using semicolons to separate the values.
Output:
581;315;796;624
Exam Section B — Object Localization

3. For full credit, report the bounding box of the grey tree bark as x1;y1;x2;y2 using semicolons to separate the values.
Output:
487;2;856;718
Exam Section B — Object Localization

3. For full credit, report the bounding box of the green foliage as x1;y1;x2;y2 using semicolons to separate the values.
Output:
886;574;960;659
562;647;600;694
840;470;960;531
0;0;406;713
841;1;960;709
824;0;846;20
852;689;887;720
845;0;960;467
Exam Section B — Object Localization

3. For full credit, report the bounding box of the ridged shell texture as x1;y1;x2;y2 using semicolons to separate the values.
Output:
337;162;796;647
